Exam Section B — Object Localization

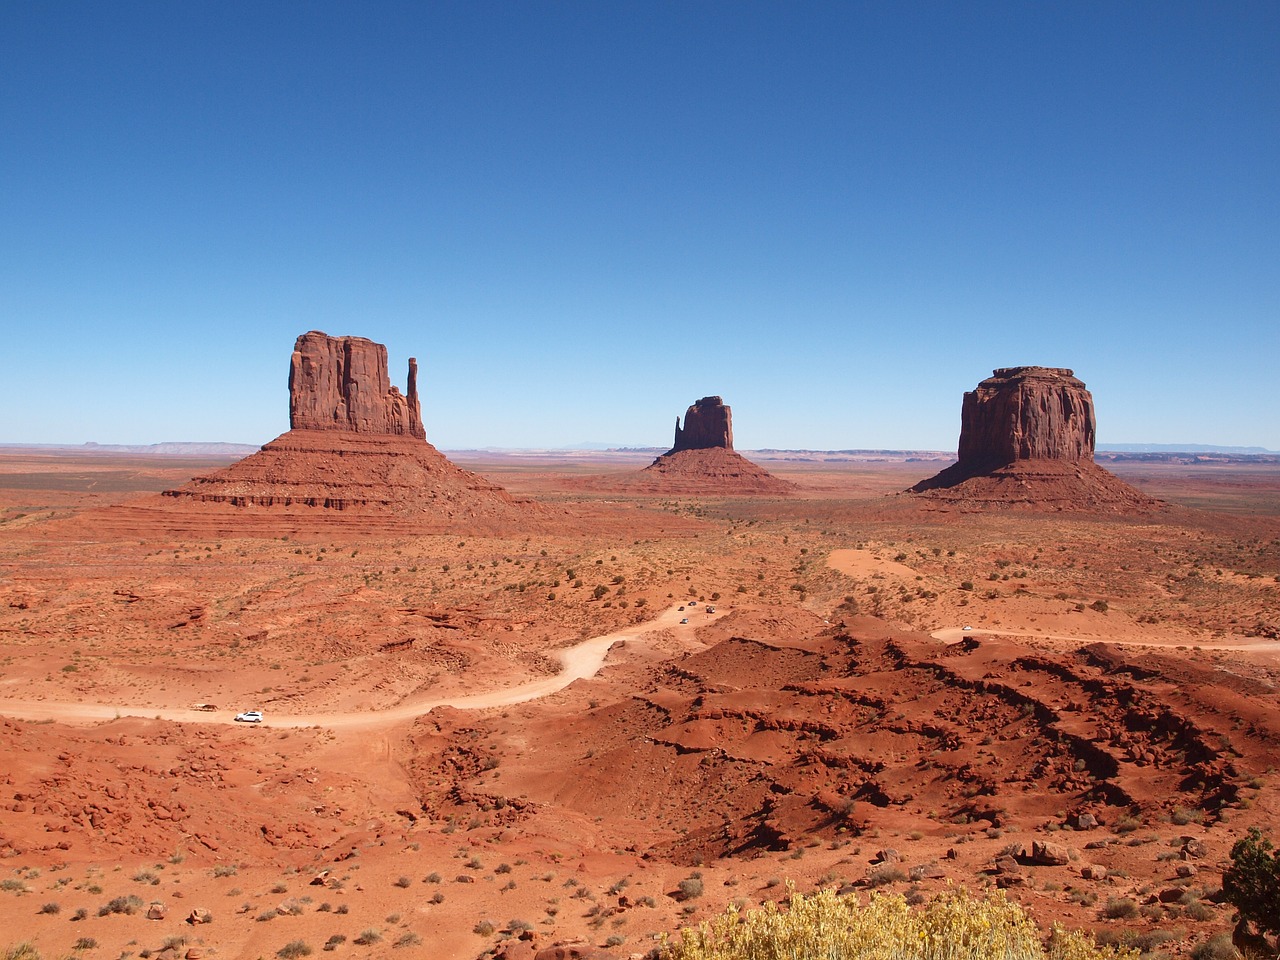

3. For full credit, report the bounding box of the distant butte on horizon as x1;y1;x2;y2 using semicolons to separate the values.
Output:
910;366;1159;511
632;395;795;495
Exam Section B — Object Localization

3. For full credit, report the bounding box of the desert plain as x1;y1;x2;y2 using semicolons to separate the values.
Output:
0;447;1278;960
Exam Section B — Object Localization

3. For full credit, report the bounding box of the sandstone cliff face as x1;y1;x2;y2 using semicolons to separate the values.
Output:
289;331;425;440
910;366;1157;511
672;396;733;452
956;367;1095;469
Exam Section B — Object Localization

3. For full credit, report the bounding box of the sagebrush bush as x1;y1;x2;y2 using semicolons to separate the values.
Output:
660;887;1135;960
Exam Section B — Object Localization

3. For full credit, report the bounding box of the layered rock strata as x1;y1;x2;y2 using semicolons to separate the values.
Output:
163;332;534;526
911;366;1156;510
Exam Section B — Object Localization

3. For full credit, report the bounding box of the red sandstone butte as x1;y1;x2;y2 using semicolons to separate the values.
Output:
158;331;536;528
911;366;1157;511
289;331;425;439
631;396;792;495
672;396;734;452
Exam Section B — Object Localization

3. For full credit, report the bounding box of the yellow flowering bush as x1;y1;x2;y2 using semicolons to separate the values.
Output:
661;887;1134;960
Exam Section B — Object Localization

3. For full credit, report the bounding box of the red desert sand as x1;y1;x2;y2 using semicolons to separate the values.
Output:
0;344;1277;958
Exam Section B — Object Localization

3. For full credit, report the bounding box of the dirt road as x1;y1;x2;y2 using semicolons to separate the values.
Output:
0;604;724;729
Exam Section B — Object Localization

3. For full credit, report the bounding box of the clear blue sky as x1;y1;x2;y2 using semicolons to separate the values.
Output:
3;2;1276;450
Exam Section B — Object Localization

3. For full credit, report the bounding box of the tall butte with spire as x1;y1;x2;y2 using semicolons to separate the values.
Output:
632;396;793;494
910;366;1156;510
161;331;532;530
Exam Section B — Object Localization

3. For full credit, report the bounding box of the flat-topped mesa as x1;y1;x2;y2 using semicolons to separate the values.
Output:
289;331;425;440
910;365;1158;511
957;366;1095;469
671;396;733;452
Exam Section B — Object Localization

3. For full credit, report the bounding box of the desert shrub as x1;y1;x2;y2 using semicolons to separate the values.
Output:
322;935;346;952
276;942;312;959
1223;827;1280;942
473;920;496;936
133;870;159;884
72;940;98;951
211;864;238;878
659;888;1134;960
394;875;412;888
1130;930;1177;952
867;865;908;887
1183;900;1216;921
1112;815;1141;834
37;902;60;915
0;880;29;894
393;933;422;948
1101;898;1139;920
678;877;704;900
353;929;382;945
97;895;143;916
2;948;42;960
1190;933;1238;960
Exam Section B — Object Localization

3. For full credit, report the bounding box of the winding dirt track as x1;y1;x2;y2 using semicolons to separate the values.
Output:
0;605;725;730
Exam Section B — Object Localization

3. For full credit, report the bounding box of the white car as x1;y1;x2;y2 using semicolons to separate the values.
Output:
234;710;263;723
680;618;689;624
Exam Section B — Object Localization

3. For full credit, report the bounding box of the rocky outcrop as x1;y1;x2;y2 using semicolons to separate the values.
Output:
611;396;794;495
911;366;1158;511
289;331;424;439
956;367;1095;469
671;396;733;452
637;447;794;495
161;332;541;530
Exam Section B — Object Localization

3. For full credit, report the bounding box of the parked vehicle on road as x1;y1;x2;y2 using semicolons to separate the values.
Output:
234;710;263;723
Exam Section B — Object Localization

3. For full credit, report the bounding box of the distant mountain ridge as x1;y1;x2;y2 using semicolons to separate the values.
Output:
1;442;261;456
1097;443;1277;454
